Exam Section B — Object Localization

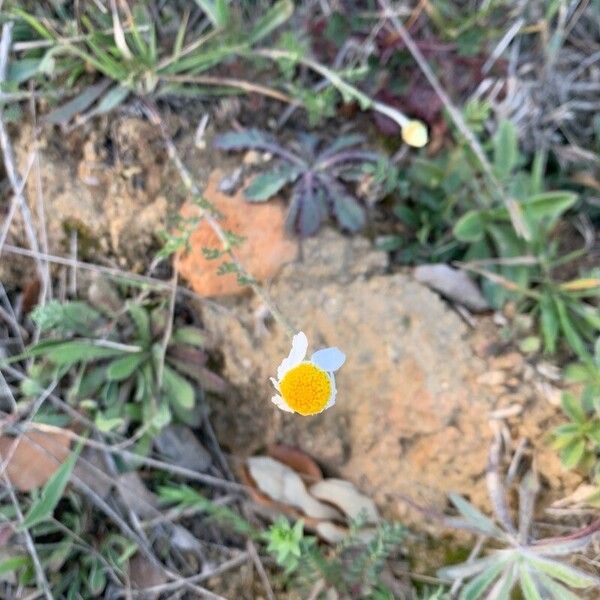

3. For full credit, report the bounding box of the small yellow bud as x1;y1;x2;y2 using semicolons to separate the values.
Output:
401;120;428;148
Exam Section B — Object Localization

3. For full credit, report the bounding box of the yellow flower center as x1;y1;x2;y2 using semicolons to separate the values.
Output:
279;362;331;416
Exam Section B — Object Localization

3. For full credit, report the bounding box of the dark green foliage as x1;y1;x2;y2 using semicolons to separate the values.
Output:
215;129;384;236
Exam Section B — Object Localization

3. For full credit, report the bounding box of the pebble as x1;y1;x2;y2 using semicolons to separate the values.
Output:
477;370;506;386
489;352;523;372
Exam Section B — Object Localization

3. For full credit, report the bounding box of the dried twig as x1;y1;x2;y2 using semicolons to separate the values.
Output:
247;539;275;600
378;1;522;235
0;23;46;282
2;473;52;599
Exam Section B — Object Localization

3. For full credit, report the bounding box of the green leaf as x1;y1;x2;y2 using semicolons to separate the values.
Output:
93;85;129;115
560;392;587;424
0;555;29;576
247;0;294;46
31;301;101;336
493;120;519;179
163;366;195;411
533;572;583;600
540;294;559;354
519;566;542;600
525;554;598;589
106;353;146;381
17;340;130;366
555;298;588;358
449;493;502;537
193;0;230;28
523;192;577;224
331;194;366;232
43;80;111;125
454;210;485;242
459;560;507;600
127;303;151;346
21;443;82;529
245;165;301;201
94;413;124;433
150;401;172;430
559;438;586;469
172;326;206;348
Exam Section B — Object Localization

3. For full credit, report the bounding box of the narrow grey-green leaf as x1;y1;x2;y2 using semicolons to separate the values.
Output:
520;566;543;600
449;493;502;537
525;554;599;588
245;165;300;201
459;559;508;600
43;80;111;124
493;120;518;179
439;554;504;580
247;0;294;45
21;443;81;529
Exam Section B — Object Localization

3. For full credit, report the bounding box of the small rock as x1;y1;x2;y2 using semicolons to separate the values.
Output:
477;370;506;386
536;361;561;381
489;352;524;373
242;150;261;165
129;554;167;599
117;472;159;519
414;264;489;312
535;381;562;407
154;425;212;472
176;169;298;297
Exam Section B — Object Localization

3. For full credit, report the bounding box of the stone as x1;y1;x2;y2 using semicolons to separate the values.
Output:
197;230;495;524
488;352;524;373
414;263;489;312
176;169;298;297
194;230;578;528
476;370;506;386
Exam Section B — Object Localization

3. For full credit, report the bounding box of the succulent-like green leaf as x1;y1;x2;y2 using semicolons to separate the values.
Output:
245;165;301;201
449;493;503;538
454;210;485;242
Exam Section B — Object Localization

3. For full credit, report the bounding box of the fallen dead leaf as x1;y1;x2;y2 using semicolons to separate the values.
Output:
0;430;71;491
309;479;379;524
176;169;298;297
267;443;322;484
245;457;342;521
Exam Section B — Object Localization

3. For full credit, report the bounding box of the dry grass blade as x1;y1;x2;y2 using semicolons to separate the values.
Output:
0;23;47;284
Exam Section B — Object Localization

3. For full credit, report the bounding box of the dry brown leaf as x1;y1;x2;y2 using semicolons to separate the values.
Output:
246;457;342;520
176;169;298;297
0;430;71;491
267;443;322;484
309;479;379;524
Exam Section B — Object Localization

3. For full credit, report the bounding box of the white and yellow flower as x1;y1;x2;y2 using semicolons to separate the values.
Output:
270;331;345;416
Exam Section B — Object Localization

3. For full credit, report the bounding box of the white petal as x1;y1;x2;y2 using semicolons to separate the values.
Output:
270;377;280;392
277;331;308;379
271;394;294;413
311;347;345;372
324;373;337;410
